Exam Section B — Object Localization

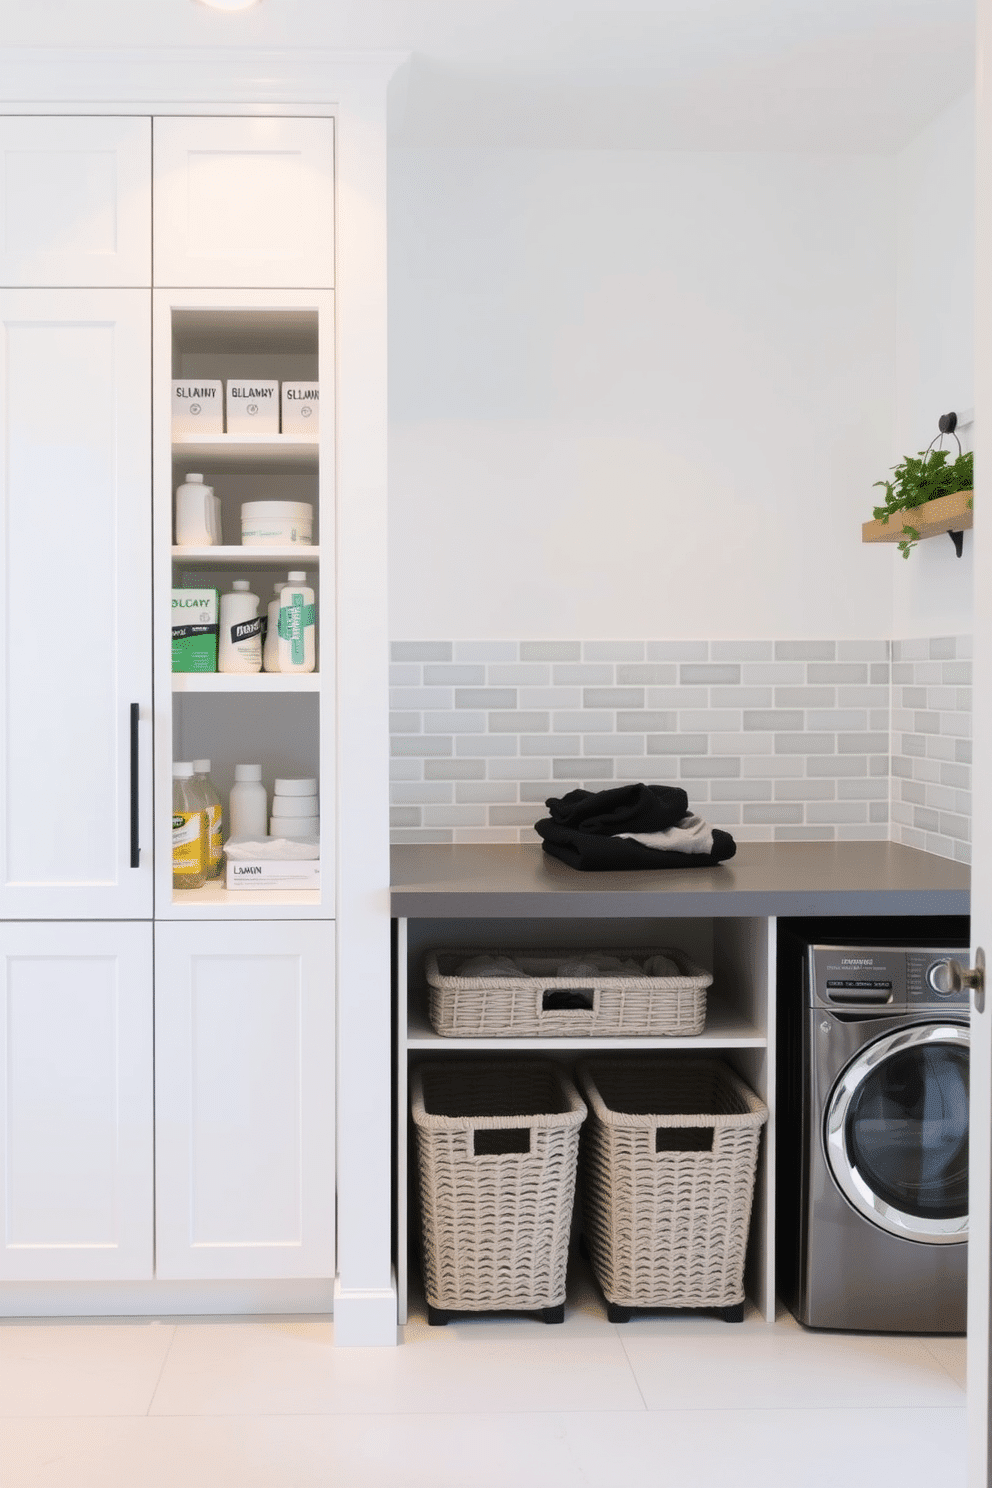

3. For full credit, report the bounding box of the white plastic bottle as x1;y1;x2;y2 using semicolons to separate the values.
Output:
277;570;316;674
218;579;262;674
172;761;207;889
262;581;283;673
229;763;268;841
192;759;224;878
175;473;215;547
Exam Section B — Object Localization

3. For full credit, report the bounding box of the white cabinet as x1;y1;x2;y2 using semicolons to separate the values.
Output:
0;288;153;919
0;116;151;288
0;922;153;1280
152;117;334;288
154;920;335;1280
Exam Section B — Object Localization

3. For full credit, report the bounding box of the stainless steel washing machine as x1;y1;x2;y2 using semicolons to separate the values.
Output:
777;923;969;1333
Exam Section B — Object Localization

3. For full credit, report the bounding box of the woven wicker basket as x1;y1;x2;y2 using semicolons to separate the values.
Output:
576;1057;767;1313
411;1060;587;1314
424;947;712;1038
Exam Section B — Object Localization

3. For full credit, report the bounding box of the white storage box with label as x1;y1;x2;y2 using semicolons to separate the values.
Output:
172;380;224;435
281;382;319;436
226;379;279;434
226;859;320;890
241;500;313;546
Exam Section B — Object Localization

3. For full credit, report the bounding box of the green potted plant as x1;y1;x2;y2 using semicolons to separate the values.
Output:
870;416;973;558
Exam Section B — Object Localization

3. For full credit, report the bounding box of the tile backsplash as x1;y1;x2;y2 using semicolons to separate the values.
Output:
391;636;972;861
890;636;972;863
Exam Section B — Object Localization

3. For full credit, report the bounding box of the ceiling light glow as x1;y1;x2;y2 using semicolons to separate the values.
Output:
195;0;262;11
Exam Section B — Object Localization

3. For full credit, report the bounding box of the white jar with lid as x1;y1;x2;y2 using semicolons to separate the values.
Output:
241;501;313;546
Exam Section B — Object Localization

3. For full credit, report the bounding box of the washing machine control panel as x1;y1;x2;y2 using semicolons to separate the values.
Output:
811;946;970;1009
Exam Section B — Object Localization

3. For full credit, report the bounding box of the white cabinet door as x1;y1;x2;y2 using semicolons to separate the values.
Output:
0;117;151;287
155;920;335;1279
0;922;153;1280
0;289;153;919
152;116;334;288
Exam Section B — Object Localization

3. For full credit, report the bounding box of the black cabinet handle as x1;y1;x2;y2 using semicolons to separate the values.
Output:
130;703;140;868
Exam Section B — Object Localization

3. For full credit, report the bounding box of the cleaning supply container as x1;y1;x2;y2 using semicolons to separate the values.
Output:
241;501;313;546
411;1060;586;1326
229;764;268;841
218;580;262;673
576;1056;767;1323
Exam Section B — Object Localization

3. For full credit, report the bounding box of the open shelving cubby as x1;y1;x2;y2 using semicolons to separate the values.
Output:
154;290;334;918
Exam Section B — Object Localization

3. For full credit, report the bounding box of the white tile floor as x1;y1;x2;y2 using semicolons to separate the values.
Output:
0;1262;967;1488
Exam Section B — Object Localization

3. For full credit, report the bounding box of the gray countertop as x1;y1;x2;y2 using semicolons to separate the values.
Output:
390;841;970;918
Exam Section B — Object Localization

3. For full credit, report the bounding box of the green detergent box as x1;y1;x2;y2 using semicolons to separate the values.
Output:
172;588;219;672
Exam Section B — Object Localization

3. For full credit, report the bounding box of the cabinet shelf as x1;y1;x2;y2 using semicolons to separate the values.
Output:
172;544;320;565
862;489;973;548
172;673;319;692
170;881;322;917
172;434;318;473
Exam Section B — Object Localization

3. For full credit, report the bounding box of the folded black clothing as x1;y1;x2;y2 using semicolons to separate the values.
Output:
535;817;736;872
545;783;689;836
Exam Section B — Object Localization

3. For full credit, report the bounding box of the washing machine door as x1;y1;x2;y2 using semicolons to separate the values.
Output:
824;1022;968;1244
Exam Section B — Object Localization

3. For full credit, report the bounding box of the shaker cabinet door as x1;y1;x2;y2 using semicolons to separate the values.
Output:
0;289;153;918
0;922;153;1280
155;920;335;1279
0;117;151;287
152;116;334;288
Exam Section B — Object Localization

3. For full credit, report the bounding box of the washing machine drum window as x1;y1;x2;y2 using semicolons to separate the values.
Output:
825;1023;969;1244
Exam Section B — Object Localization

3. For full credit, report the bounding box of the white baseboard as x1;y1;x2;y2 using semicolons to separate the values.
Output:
332;1273;398;1346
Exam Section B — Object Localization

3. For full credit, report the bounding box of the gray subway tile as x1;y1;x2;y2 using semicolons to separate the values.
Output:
679;757;741;778
647;734;708;755
455;688;516;708
391;686;451;710
943;660;973;684
646;687;708;707
939;812;971;841
773;733;835;754
806;756;866;776
774;687;836;707
838;733;888;754
840;686;889;707
838;640;889;661
869;802;890;824
711;640;773;661
744;664;804;684
837;779;889;800
958;634;974;658
425;664;485;685
552;711;613;733
680;664;741;685
454;827;523;845
806;802;868;824
457;736;517;756
710;687;773;708
489;759;551;780
869;710;890;732
425;759;486;780
425;710;485;734
806;710;868;731
646;641;708;661
940;763;972;789
744;803;803;825
584;687;644;708
774;825;836;841
618;711;677;731
553;664;614;684
391;641;452;662
914;806;940;832
389;712;421;734
914;712;941;735
706;733;773;755
741;757;805;778
679;710;742;732
744;709;803;731
584;641;645;661
710;780;773;801
521;781;556;801
391;736;451;757
522;734;579;755
391;783;453;805
930;636;958;660
424;804;486;827
956;740;973;763
521;688;581;710
454;641;518;662
520;641;581;662
553;757;614;779
617;664;678;685
773;780;835;801
488;711;548;732
807;663;869;684
390;806;421;828
488;804;541;827
583;734;645;756
488;664;550;685
456;782;517;803
775;640;836;661
390;758;422;781
899;638;929;661
390;664;421;685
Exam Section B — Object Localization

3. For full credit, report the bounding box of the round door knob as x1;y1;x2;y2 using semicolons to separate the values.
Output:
928;954;985;1002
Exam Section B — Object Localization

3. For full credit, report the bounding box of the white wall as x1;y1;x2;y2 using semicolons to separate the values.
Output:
389;148;897;639
890;92;975;638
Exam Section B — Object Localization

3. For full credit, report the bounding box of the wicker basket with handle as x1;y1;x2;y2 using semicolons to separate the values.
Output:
576;1056;767;1318
424;947;712;1038
411;1060;587;1318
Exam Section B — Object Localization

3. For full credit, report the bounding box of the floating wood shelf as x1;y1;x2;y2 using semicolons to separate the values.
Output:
862;489;973;548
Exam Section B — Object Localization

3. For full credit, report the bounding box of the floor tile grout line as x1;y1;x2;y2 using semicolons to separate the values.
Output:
145;1323;181;1417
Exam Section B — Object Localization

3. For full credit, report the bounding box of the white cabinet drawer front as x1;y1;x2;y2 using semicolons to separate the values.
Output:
153;117;334;288
0;922;153;1280
155;921;335;1279
0;290;152;918
0;117;151;287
